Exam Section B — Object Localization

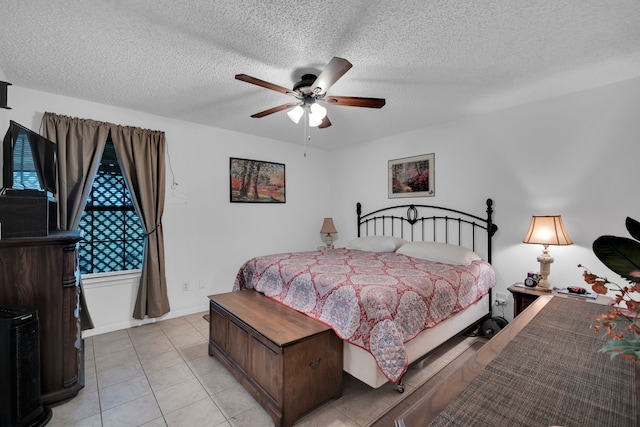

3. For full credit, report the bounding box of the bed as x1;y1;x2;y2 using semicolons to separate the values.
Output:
233;199;498;390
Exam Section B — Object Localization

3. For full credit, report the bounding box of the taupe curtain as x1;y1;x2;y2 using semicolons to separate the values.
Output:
111;125;169;319
41;112;170;326
42;114;109;330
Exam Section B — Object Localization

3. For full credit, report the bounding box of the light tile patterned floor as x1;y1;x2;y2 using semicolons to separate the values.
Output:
48;312;478;427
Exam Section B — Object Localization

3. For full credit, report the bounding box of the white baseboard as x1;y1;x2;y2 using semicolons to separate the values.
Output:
81;270;211;338
81;305;208;338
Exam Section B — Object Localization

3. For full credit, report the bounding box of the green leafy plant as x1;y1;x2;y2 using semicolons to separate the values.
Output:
579;217;640;361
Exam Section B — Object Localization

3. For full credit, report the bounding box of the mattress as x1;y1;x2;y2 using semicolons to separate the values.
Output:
233;248;495;383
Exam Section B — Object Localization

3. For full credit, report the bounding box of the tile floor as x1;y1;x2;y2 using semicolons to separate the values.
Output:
48;312;478;427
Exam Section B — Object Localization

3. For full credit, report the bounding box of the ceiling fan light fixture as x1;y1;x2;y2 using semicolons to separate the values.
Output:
237;57;384;130
287;105;304;124
308;103;327;127
308;116;323;127
310;102;327;118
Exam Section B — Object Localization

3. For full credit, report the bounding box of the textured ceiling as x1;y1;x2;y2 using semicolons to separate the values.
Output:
1;0;640;150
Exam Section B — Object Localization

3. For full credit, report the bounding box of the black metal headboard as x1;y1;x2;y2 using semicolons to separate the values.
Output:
356;198;498;264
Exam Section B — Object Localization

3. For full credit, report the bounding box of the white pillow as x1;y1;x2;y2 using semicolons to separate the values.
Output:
396;242;481;265
346;236;407;253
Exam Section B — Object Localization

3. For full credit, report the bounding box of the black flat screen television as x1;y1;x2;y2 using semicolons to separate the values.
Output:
2;120;57;195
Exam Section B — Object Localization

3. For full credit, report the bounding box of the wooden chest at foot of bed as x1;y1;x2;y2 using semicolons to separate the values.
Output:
208;290;343;427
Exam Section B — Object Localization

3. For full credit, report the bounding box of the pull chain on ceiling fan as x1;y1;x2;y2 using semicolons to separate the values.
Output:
235;57;385;131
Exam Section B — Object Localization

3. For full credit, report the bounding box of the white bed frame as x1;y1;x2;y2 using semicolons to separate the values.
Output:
348;200;498;389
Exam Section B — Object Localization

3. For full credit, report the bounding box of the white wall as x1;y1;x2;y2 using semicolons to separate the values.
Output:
2;86;332;336
331;76;640;320
3;76;639;335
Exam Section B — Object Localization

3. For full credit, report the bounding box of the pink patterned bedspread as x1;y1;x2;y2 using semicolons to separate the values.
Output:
233;248;495;383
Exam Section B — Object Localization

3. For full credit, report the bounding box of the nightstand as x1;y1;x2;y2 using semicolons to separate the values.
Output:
508;284;612;317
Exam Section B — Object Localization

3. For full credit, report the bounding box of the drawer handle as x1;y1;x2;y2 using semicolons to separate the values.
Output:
309;358;322;369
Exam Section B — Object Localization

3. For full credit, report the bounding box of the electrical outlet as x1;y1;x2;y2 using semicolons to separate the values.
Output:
182;281;189;291
495;292;507;306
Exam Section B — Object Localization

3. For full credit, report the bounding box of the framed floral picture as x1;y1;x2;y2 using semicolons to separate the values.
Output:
388;153;435;198
230;157;286;203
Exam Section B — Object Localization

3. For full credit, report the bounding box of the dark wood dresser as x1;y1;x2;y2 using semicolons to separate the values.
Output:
0;231;84;405
208;290;343;427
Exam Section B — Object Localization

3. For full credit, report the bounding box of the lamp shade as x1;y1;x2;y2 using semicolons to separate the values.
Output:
523;215;573;246
320;218;337;234
308;103;327;127
287;105;304;124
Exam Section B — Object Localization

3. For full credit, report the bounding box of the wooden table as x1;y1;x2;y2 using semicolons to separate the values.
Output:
394;295;639;427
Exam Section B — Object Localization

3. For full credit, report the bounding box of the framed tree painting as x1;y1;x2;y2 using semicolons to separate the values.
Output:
388;153;435;198
230;157;286;203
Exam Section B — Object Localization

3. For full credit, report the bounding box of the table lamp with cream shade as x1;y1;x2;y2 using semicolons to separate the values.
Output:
523;215;573;291
320;218;337;249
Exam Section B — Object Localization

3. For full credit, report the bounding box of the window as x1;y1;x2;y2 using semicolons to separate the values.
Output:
11;132;40;190
78;138;145;274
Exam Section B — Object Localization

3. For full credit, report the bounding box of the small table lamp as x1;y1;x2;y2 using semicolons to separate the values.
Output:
320;218;337;249
523;215;573;291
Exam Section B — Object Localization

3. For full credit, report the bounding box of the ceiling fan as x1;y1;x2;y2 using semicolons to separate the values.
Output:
235;57;385;129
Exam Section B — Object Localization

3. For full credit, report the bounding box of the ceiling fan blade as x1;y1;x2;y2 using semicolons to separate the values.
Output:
318;116;332;128
250;103;299;118
236;74;293;95
311;57;353;95
324;96;386;108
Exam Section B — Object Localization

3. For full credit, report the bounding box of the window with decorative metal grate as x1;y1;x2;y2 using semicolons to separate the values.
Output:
78;139;144;274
